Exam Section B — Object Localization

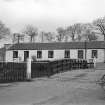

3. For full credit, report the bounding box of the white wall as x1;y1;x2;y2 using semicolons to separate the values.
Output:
39;50;64;61
5;49;105;62
70;50;78;59
18;50;24;61
42;50;48;60
97;49;104;62
86;49;104;62
29;50;37;59
53;50;64;60
86;50;91;60
5;51;13;62
18;50;37;61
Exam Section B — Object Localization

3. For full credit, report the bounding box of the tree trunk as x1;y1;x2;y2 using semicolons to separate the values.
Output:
30;36;33;42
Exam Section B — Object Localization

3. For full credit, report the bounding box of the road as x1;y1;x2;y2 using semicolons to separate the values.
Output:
0;69;105;105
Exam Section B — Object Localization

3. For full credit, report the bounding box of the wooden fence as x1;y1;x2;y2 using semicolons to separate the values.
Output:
0;62;26;83
48;59;93;74
0;59;94;83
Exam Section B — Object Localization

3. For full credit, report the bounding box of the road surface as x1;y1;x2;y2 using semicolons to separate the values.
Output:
0;69;105;105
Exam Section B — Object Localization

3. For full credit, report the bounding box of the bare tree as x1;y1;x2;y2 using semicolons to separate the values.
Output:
93;17;105;40
74;23;83;41
83;29;98;41
44;32;55;42
23;25;38;42
56;27;66;42
88;32;98;41
66;24;78;41
81;23;97;41
0;21;10;39
93;17;105;62
40;31;44;43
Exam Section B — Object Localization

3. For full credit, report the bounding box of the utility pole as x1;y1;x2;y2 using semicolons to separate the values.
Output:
84;40;87;60
41;32;44;43
13;33;24;44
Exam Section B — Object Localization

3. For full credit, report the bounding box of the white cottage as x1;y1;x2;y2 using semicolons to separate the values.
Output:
5;41;105;63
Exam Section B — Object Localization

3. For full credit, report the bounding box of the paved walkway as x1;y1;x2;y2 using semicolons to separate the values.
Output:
0;69;105;105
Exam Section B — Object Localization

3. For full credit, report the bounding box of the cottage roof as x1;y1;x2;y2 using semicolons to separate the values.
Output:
8;41;105;50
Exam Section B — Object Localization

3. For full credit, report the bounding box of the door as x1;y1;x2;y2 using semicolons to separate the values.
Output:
78;50;83;59
24;51;29;61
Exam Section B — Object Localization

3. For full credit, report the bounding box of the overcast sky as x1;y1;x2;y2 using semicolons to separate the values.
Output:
0;0;105;33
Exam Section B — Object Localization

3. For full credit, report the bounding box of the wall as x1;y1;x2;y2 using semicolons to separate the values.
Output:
36;50;64;61
18;50;24;62
86;49;104;62
5;49;105;62
53;50;64;60
5;51;13;62
70;50;78;59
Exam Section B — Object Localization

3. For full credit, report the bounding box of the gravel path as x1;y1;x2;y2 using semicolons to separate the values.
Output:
0;69;105;105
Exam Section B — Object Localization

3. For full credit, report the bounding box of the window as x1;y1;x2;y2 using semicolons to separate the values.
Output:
65;50;70;58
37;51;42;58
92;50;98;58
48;51;54;58
78;50;83;59
13;51;18;58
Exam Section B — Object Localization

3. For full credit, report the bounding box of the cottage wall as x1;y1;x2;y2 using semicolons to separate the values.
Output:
5;49;105;62
86;50;91;60
97;49;104;62
53;50;64;60
70;50;77;59
29;50;37;59
5;51;13;62
86;49;104;62
42;50;48;60
18;50;24;61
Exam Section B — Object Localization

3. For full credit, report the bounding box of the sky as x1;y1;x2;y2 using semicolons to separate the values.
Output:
0;0;105;33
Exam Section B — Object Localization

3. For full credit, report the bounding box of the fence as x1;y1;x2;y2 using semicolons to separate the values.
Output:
31;61;50;78
0;59;94;83
49;59;93;74
0;62;26;83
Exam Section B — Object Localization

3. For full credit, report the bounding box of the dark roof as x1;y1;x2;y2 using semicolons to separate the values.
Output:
8;41;105;50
